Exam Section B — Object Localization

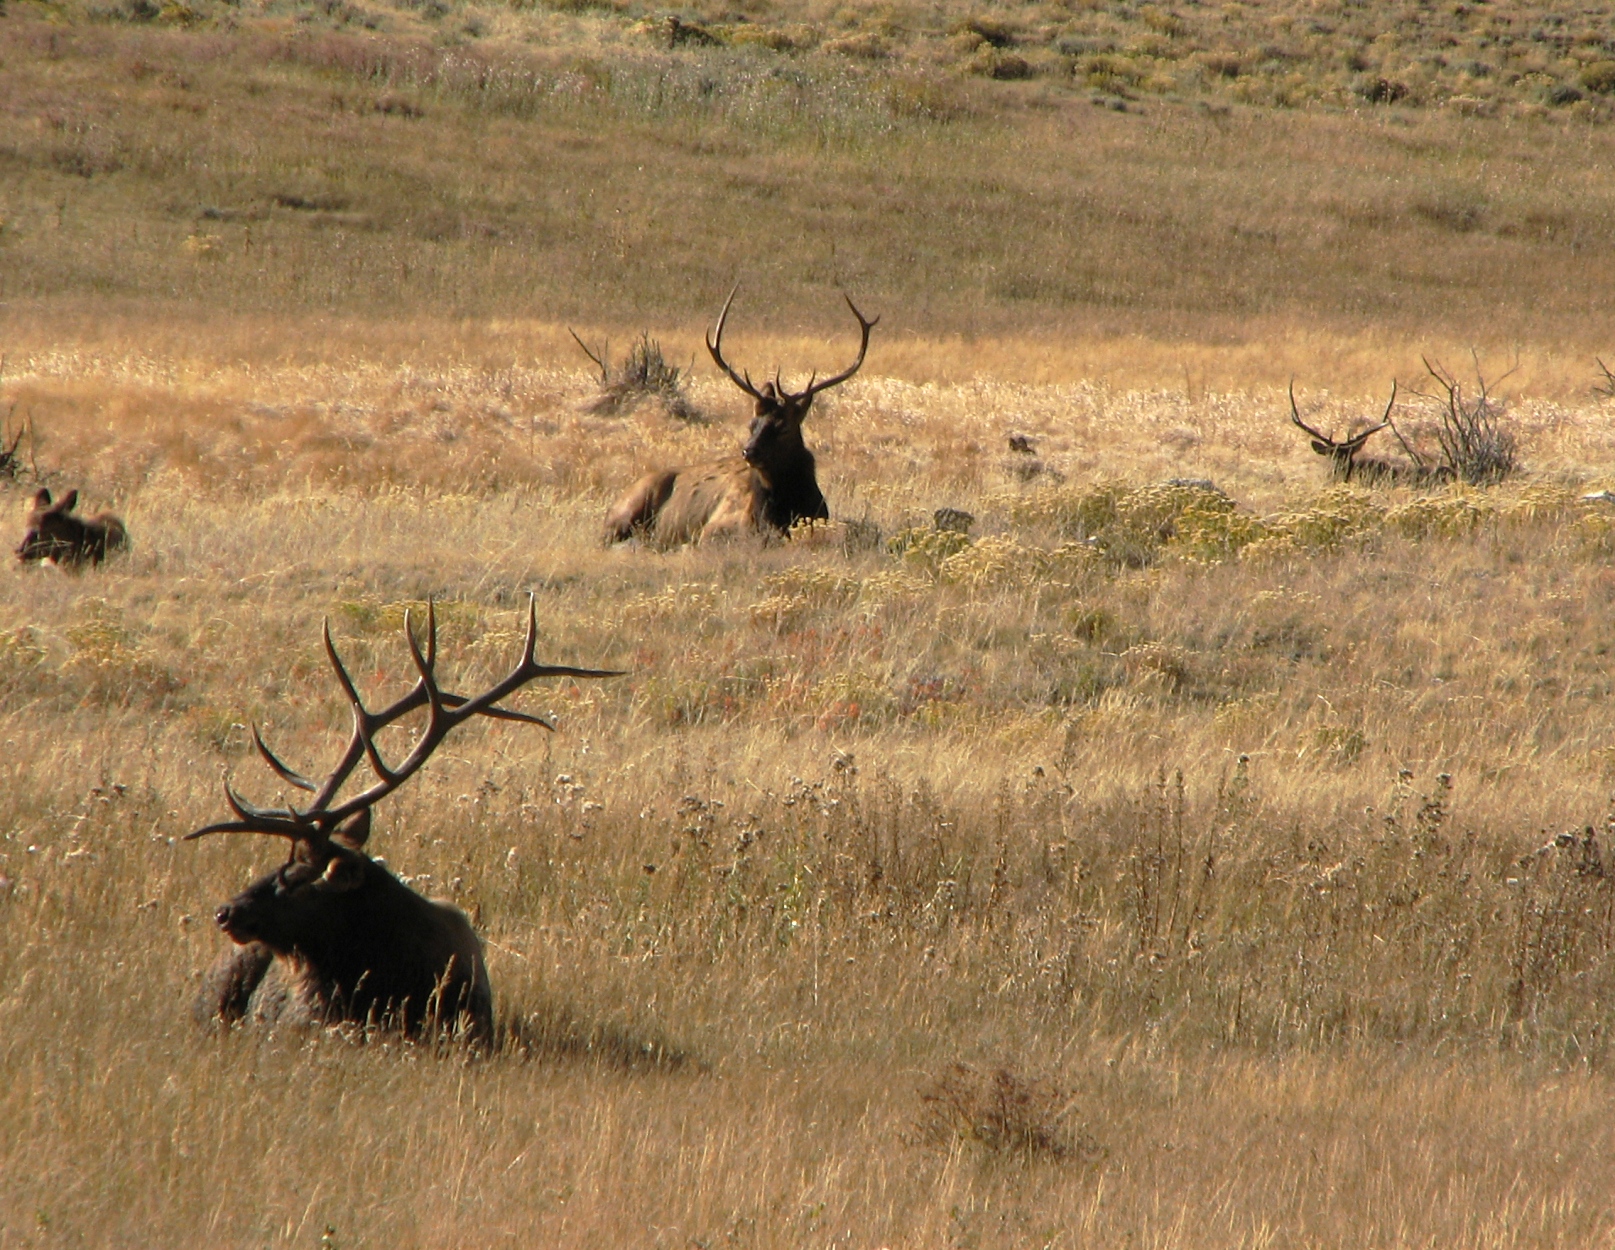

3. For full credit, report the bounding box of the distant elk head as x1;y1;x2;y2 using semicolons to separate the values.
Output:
190;598;620;1045
604;287;878;545
15;488;129;567
1289;382;1452;487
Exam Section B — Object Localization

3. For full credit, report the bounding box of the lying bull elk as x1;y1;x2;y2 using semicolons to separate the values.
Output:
604;286;878;545
1289;382;1452;487
192;598;619;1044
16;488;128;566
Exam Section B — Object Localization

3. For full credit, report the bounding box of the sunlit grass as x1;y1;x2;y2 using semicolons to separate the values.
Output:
7;337;1615;1242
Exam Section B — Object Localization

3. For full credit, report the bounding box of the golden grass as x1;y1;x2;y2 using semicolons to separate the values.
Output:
10;9;1615;1244
5;13;1615;396
8;333;1615;1242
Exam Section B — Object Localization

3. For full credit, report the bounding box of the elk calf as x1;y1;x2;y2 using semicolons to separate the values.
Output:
16;488;128;566
1289;383;1452;487
191;599;619;1044
605;287;877;545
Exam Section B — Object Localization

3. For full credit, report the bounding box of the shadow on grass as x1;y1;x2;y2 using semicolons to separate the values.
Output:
494;998;703;1074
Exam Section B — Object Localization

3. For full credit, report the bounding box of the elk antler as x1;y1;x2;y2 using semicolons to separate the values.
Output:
1288;380;1337;447
1289;380;1387;451
706;284;769;402
1380;380;1428;467
188;596;622;846
793;294;879;401
707;288;880;404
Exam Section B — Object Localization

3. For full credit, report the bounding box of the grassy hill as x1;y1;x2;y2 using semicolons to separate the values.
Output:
4;0;1615;390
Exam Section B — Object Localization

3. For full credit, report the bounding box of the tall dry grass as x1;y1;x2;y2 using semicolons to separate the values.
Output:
6;334;1615;1242
5;14;1615;395
8;9;1615;1245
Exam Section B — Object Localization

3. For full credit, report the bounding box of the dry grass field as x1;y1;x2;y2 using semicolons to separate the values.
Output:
9;1;1615;1247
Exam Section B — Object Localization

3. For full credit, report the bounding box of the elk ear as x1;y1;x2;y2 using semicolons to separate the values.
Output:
1310;440;1333;456
320;852;366;893
54;490;79;514
31;488;51;510
332;809;372;850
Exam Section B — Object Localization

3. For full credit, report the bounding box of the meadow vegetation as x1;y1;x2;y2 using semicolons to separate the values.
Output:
8;1;1615;1246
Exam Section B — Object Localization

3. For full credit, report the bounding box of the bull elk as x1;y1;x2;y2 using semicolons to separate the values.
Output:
15;488;128;566
604;287;878;545
1289;382;1452;487
191;598;620;1045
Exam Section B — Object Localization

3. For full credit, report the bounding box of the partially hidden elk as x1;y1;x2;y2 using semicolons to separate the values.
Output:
604;288;878;545
191;599;620;1045
1289;382;1452;487
15;488;128;566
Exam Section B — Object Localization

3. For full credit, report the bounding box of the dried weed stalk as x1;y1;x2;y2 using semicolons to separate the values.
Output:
1595;357;1615;401
0;410;27;480
1415;354;1518;485
914;1064;1103;1164
570;329;699;421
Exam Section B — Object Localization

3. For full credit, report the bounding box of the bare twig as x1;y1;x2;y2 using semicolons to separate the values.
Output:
1407;353;1518;485
1595;357;1615;401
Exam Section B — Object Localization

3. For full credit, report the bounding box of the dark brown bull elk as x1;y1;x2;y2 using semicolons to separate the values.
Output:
15;488;128;566
191;598;620;1045
604;287;878;545
1289;382;1452;487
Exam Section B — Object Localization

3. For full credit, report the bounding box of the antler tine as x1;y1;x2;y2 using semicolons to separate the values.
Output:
303;618;391;810
1288;380;1336;445
521;590;539;667
225;782;305;828
184;821;267;840
355;709;402;789
251;724;318;793
323;619;370;717
404;605;441;701
799;293;879;399
185;781;314;841
1344;383;1394;449
707;283;768;402
185;819;316;841
1385;382;1428;468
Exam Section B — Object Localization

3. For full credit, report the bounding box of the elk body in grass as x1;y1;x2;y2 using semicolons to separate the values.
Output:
604;288;878;545
15;488;128;566
191;599;619;1045
1289;383;1453;487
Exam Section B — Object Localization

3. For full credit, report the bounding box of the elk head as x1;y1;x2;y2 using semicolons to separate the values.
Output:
16;488;73;563
209;809;377;951
707;285;878;486
1289;382;1395;482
